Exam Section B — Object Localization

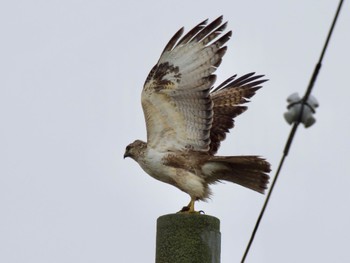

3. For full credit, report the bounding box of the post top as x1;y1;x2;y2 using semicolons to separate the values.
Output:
157;213;220;231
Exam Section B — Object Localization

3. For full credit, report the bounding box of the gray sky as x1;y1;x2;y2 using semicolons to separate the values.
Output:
1;0;350;262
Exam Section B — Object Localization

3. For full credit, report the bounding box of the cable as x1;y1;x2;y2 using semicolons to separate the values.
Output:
241;1;344;262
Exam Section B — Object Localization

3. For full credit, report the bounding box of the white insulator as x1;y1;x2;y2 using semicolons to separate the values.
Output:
284;93;319;128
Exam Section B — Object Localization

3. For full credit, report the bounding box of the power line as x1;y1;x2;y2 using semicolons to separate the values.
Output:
241;1;345;262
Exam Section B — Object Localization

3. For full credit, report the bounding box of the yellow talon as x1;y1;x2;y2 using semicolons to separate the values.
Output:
188;199;195;213
178;198;202;213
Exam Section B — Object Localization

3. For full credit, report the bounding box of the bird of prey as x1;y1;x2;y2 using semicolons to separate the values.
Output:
124;16;271;213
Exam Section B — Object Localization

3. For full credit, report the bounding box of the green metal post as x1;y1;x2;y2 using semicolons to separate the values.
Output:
156;213;221;263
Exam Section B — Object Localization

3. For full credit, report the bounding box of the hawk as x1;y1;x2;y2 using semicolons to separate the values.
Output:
124;16;271;212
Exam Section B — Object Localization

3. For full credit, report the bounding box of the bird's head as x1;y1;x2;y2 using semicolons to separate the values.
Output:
123;140;147;160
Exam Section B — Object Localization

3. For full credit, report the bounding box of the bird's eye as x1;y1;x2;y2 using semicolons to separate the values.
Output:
126;145;131;151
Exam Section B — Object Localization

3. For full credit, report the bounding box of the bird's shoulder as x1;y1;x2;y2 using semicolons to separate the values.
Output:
162;150;210;170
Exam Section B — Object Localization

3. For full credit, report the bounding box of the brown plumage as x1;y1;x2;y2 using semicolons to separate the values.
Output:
124;16;271;212
209;73;267;155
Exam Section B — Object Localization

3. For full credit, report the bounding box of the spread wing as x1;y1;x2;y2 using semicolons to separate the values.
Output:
142;16;231;152
208;73;268;155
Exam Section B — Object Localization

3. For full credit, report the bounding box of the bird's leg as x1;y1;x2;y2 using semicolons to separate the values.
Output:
188;198;195;213
178;197;197;213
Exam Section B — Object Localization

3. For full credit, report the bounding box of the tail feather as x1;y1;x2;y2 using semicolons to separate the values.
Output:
203;156;271;194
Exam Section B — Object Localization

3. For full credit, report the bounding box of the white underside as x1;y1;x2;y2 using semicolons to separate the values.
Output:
137;148;206;198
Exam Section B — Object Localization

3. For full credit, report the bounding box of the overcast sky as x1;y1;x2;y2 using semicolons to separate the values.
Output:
1;0;350;262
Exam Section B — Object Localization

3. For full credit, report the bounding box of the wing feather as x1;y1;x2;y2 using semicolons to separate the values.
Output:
142;17;230;152
190;16;225;43
208;73;268;155
176;19;208;46
161;27;184;54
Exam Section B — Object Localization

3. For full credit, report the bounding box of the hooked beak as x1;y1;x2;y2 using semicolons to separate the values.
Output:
123;152;129;159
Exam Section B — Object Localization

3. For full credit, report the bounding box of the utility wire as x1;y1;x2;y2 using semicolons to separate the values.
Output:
241;1;344;262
